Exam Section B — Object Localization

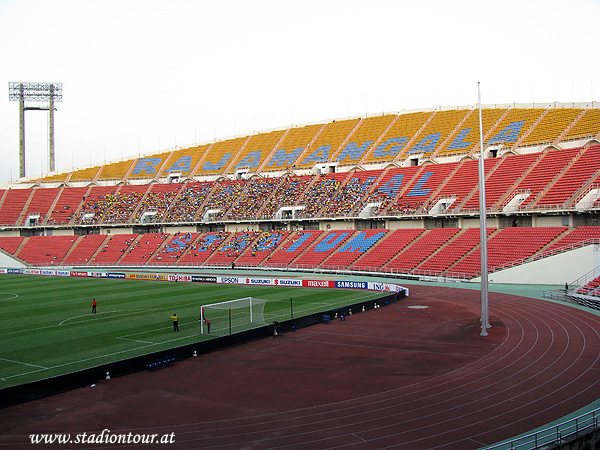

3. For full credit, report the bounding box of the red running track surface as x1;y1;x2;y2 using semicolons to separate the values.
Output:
1;284;599;449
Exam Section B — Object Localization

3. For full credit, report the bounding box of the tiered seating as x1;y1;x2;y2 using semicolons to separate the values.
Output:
47;187;89;225
199;180;246;221
16;235;77;265
20;187;61;225
387;162;459;214
437;108;508;156
195;136;249;175
545;226;600;252
350;228;425;270
521;108;583;146
332;115;396;165
227;129;286;174
514;148;580;208
320;229;388;269
156;144;210;179
321;169;382;217
203;231;258;266
487;108;545;148
62;234;107;265
91;234;137;265
0;236;25;255
296;173;346;218
257;175;314;219
362;111;432;164
118;233;169;265
101;185;150;224
296;118;359;169
132;183;182;223
468;153;539;209
291;230;353;268
577;275;600;296
432;159;480;211
67;166;102;182
127;151;173;180
403;109;469;156
262;123;323;171
365;166;421;215
76;186;120;224
149;232;200;265
385;228;460;272
417;227;493;274
234;230;290;267
164;181;213;222
0;188;31;226
450;227;566;276
537;145;600;207
262;230;323;267
226;177;281;221
563;109;600;141
178;232;228;265
97;158;135;181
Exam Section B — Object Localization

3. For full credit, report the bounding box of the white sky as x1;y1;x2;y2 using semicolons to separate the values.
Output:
0;0;599;184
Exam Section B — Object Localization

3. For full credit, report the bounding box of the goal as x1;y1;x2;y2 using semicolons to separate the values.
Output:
200;297;269;335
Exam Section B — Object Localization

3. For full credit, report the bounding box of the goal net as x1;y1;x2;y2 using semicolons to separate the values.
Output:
200;297;269;335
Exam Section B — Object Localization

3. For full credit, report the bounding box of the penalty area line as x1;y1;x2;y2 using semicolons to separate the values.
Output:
0;357;47;369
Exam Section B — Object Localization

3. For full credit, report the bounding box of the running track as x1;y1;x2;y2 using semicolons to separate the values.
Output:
1;284;600;449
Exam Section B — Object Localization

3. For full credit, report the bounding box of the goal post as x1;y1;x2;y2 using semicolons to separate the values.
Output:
200;297;269;335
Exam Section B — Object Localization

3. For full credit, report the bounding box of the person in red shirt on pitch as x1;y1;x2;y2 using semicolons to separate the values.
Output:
92;299;97;314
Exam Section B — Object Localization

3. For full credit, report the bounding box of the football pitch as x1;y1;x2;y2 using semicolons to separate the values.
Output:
0;274;383;388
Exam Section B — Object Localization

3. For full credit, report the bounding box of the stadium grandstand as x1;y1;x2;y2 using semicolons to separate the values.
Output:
0;102;599;294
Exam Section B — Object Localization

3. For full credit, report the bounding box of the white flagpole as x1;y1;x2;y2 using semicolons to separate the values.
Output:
478;82;490;336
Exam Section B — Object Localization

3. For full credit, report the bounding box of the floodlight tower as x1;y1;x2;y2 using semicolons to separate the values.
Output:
8;82;63;178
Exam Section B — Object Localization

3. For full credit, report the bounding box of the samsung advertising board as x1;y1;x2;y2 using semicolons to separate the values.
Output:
335;280;368;290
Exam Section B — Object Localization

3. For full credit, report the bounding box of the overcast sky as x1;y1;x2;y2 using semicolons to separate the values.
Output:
1;0;599;184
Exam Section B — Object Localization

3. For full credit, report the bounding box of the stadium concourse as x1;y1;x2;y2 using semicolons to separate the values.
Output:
0;275;599;450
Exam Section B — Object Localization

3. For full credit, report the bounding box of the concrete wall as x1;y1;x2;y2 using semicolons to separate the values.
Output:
472;244;600;285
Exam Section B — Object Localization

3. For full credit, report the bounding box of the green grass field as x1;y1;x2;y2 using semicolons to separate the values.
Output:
0;274;382;388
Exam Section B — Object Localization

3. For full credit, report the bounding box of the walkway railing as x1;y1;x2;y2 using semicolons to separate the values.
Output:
483;406;600;449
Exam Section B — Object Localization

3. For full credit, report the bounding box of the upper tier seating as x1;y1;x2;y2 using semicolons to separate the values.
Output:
521;108;583;146
0;189;32;226
227;129;286;175
296;118;360;169
332;115;396;166
225;177;281;221
403;109;470;156
296;173;346;218
257;175;313;219
195;136;249;176
537;144;600;207
262;123;323;172
563;109;600;141
20;187;61;226
321;169;382;217
164;181;213;223
48;187;89;225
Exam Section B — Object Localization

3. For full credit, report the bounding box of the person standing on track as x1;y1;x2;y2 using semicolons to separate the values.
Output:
92;298;97;314
171;313;179;331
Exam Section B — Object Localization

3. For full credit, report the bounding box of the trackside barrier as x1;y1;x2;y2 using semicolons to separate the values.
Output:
482;407;600;449
0;291;403;408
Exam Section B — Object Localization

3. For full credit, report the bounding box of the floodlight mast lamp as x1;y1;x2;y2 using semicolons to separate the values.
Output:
8;82;63;178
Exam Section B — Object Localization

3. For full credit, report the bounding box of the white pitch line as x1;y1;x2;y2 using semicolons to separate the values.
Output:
116;337;154;344
0;357;47;369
